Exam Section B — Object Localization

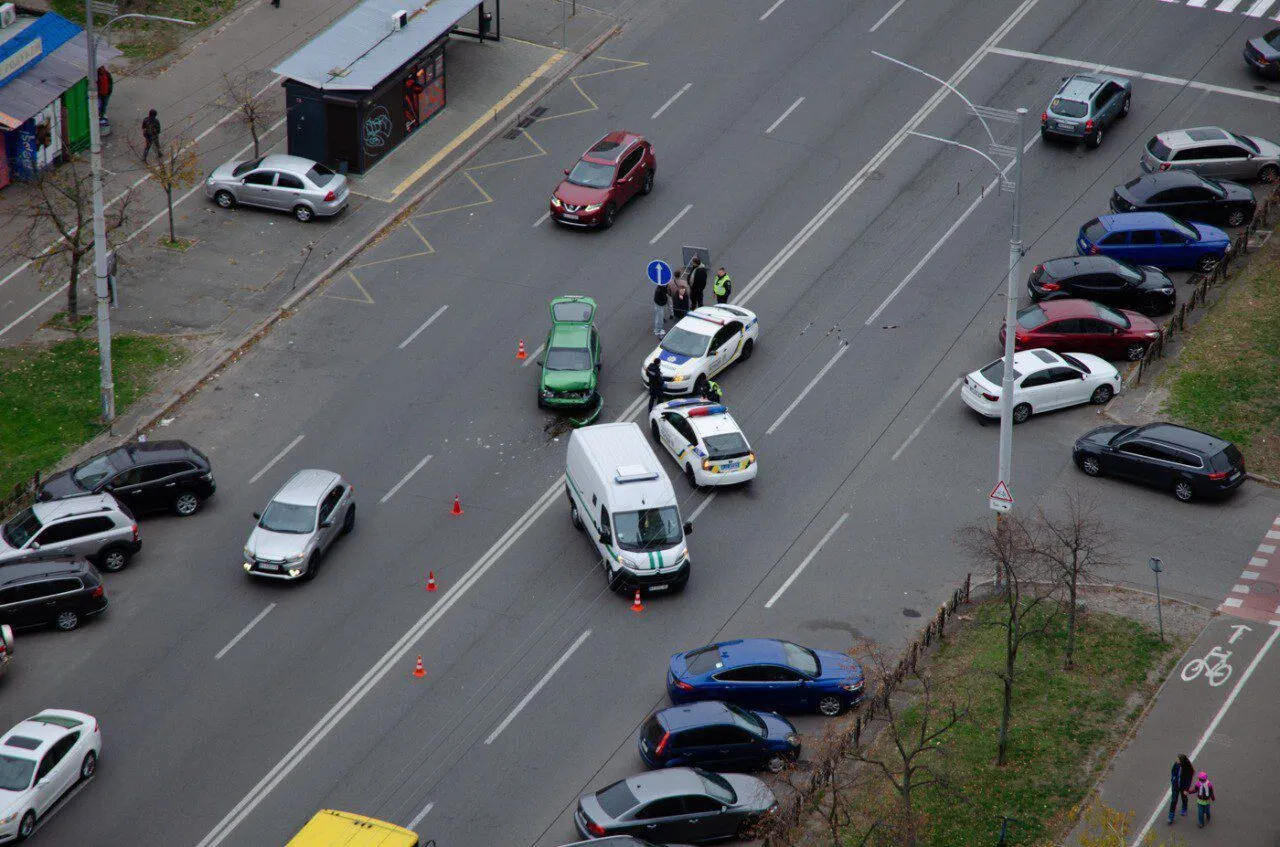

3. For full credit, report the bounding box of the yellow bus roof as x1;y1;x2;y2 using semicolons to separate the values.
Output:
286;809;418;847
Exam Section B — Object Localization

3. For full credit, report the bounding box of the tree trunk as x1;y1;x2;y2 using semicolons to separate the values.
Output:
250;124;260;159
1064;574;1078;670
901;767;916;847
997;611;1017;766
166;187;176;244
66;253;81;319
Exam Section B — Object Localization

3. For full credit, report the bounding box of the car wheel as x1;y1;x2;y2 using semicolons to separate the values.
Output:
1079;456;1102;477
1260;164;1280;184
97;544;131;573
651;420;660;441
80;751;97;780
570;498;583;530
684;464;697;488
342;504;356;535
1125;342;1147;361
293;204;314;223
1090;384;1114;405
604;562;623;592
1012;403;1032;424
303;554;319;582
640;169;654;195
1086;128;1103;149
1120;95;1131;117
173;491;201;517
16;811;35;842
214;190;235;209
740;338;754;361
601;203;616;229
55;609;80;632
766;754;787;774
818;695;844;716
1227;208;1248;227
1174;480;1195;503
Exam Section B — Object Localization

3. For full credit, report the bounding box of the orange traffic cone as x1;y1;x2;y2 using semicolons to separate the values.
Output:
413;656;426;678
630;589;644;613
451;495;464;516
425;571;438;592
516;340;527;360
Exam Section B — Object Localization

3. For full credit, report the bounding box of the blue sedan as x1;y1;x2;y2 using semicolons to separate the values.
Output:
667;638;864;716
1076;212;1230;272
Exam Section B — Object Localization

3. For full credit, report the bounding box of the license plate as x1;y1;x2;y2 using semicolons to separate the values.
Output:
258;563;279;572
562;213;579;220
1055;122;1071;131
650;583;669;591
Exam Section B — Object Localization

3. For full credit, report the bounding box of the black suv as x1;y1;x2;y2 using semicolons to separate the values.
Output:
1110;171;1255;229
1028;255;1176;316
39;440;216;517
1073;423;1246;503
0;558;108;632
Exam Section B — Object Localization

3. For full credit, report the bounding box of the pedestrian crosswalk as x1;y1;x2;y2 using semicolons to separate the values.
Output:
1219;514;1280;626
1159;0;1280;19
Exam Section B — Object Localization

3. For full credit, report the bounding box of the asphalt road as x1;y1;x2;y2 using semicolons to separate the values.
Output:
6;0;1280;845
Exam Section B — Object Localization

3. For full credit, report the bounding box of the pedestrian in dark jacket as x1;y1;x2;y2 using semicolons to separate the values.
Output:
96;67;113;121
1192;771;1215;828
646;356;666;410
688;257;708;309
1168;754;1194;823
652;284;668;337
141;109;161;161
671;270;691;321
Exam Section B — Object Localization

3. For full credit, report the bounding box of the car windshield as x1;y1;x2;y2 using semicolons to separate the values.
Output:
1168;218;1198;240
0;755;35;791
1110;259;1143;284
231;157;264;178
1094;303;1131;329
595;779;639;818
1050;97;1088;118
2;508;41;549
660;327;711;358
613;507;682;552
545;347;593;371
1146;137;1172;161
566;160;614;189
1082;219;1108;244
1016;306;1048;330
1267;28;1280;49
704;433;750;459
781;641;820;677
697;769;737;805
1229;132;1260;155
979;359;1020;384
72;453;117;488
726;703;766;737
1201;178;1227;199
306;163;335;187
258;502;316;534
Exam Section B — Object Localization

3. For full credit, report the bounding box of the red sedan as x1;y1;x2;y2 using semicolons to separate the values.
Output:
550;131;656;229
998;298;1159;361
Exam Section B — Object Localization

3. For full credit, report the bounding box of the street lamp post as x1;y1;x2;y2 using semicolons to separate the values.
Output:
1149;556;1165;642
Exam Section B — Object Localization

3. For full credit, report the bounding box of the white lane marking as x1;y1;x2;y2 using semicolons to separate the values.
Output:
533;211;551;227
399;305;449;350
869;0;909;32
1131;623;1280;846
651;83;692;120
765;342;849;435
687;493;717;522
891;378;961;461
380;455;434;504
0;288;62;339
1242;571;1260;580
1223;597;1243;608
407;802;434;830
988;47;1280;106
736;0;1045;309
1186;0;1210;6
248;434;304;485
649;204;693;245
765;97;806;134
764;513;850;609
1245;0;1274;13
1215;0;1243;10
215;604;277;660
759;0;788;20
521;342;546;368
485;629;592;745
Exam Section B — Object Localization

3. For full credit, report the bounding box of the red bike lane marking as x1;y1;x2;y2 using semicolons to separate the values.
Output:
1219;513;1280;626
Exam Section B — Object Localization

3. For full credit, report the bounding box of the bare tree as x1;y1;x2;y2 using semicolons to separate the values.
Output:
956;513;1054;766
136;133;201;245
12;157;132;321
221;71;277;159
1035;488;1120;670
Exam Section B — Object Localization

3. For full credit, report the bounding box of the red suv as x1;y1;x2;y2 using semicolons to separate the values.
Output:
550;131;656;229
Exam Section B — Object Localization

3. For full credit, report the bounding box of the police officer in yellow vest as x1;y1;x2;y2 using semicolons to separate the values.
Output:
701;379;722;404
713;267;732;304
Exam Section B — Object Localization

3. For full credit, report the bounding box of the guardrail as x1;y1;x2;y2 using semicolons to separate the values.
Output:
0;471;40;522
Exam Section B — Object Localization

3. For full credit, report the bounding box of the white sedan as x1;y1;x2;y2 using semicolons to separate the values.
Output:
0;709;101;842
640;305;759;396
961;348;1120;424
649;398;757;486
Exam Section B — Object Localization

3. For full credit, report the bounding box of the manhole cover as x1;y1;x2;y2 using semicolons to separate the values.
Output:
903;608;921;618
1250;580;1278;596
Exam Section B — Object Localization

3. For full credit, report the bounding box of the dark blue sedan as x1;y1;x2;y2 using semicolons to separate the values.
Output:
667;638;864;716
1076;212;1230;272
639;701;800;774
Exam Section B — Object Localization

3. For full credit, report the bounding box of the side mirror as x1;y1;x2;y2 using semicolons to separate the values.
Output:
563;169;570;175
252;511;261;520
535;358;543;366
1080;372;1088;379
683;521;694;536
598;531;611;546
27;542;39;551
320;519;333;528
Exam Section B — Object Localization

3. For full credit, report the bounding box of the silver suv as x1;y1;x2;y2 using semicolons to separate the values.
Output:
0;494;141;572
204;154;349;222
1041;73;1131;149
243;470;354;581
1141;127;1280;184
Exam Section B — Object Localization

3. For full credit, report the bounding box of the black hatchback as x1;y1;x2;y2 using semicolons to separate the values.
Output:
39;440;216;517
0;558;108;632
1110;171;1255;229
1028;255;1175;316
1073;423;1246;502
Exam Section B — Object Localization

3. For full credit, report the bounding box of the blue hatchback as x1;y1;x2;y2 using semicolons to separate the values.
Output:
667;638;864;716
638;700;800;774
1076;212;1230;272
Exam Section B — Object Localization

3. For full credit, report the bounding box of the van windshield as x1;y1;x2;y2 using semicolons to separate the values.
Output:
614;506;682;552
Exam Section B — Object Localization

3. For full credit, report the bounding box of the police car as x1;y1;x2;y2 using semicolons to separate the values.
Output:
649;399;758;487
640;305;759;396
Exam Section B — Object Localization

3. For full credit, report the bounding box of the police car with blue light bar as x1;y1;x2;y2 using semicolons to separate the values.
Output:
648;398;758;487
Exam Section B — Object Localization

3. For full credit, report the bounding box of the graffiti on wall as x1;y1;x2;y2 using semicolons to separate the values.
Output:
362;105;392;153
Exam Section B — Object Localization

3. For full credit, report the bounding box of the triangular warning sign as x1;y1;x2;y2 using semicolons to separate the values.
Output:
989;481;1013;503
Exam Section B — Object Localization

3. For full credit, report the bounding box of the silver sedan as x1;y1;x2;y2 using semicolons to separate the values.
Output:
204;154;349;222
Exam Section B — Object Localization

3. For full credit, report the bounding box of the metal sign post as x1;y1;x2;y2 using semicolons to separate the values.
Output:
1149;556;1164;642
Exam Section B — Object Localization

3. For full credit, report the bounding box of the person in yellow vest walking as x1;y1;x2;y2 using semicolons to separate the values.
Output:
713;267;732;304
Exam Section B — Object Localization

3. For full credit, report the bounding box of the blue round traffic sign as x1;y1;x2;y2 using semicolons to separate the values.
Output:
647;259;672;287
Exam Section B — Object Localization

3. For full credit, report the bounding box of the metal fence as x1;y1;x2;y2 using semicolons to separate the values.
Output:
0;471;40;522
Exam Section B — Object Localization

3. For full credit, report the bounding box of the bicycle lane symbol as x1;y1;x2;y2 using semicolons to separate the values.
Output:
1180;623;1252;687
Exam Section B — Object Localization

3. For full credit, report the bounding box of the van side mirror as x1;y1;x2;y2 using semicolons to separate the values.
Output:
28;542;40;551
252;512;261;520
320;518;333;528
683;521;694;536
598;530;611;546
